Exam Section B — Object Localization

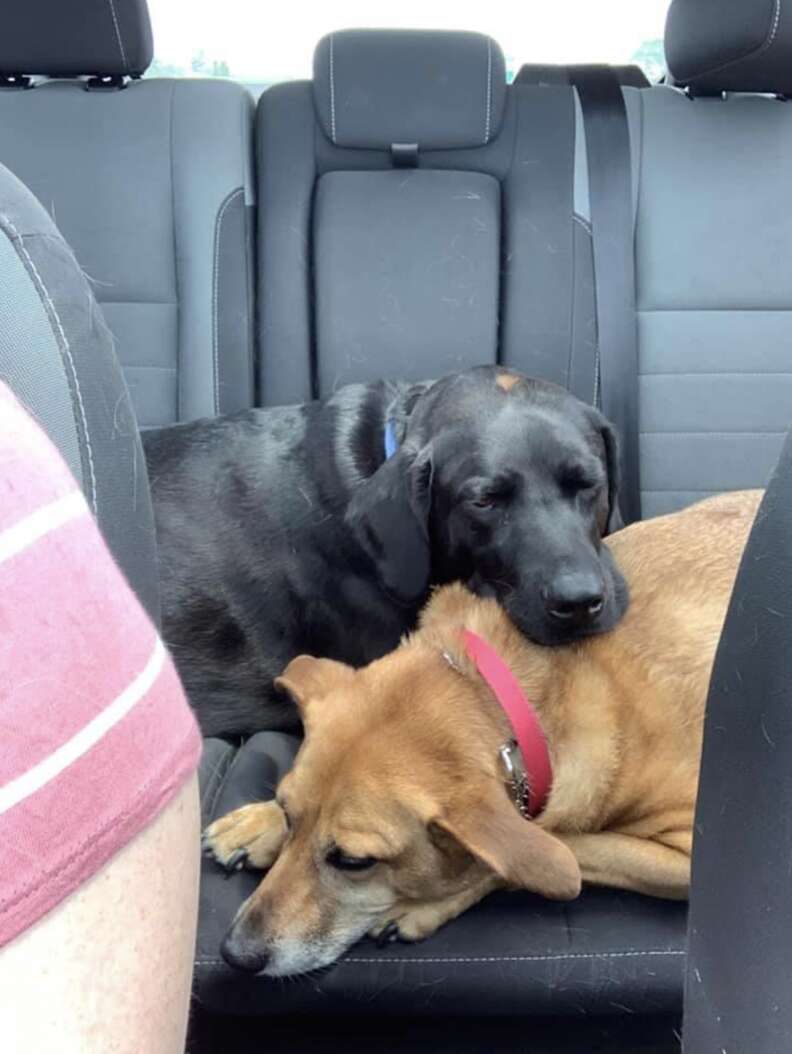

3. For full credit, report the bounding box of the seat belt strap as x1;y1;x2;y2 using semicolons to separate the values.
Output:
570;64;642;524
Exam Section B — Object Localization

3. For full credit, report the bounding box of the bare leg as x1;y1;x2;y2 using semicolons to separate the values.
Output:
559;831;690;899
0;776;200;1054
203;801;287;870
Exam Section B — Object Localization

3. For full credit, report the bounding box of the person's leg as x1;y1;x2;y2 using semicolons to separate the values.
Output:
0;382;203;1051
0;775;200;1054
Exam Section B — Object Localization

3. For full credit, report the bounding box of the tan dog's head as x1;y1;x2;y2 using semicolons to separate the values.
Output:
221;645;580;977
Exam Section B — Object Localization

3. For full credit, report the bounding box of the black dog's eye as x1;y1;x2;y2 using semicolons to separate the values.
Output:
470;496;497;510
326;847;378;872
560;466;599;494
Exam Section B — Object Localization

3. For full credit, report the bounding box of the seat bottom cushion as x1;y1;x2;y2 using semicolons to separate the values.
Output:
194;733;686;1017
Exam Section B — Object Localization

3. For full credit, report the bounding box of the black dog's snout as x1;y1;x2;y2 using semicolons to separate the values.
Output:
543;572;605;624
221;930;269;974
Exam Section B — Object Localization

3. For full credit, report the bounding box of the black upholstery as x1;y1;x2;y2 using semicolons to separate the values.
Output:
0;160;159;624
682;428;792;1052
257;30;598;407
0;0;153;78
666;0;792;95
195;733;687;1017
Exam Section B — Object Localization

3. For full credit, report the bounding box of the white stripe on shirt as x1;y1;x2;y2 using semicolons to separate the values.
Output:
0;637;167;816
0;491;88;567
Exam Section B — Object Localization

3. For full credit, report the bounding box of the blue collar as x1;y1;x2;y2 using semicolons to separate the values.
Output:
384;419;399;460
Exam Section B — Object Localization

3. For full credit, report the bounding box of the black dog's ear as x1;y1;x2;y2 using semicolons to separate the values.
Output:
590;410;623;535
345;444;433;606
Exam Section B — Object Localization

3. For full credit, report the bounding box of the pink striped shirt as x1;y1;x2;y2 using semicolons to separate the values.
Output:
0;382;201;948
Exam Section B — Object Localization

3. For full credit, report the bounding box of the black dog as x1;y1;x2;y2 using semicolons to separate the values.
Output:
143;367;628;736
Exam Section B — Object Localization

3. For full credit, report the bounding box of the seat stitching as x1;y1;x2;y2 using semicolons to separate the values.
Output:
194;948;685;967
105;0;128;72
1;215;98;514
212;187;245;415
673;0;782;83
201;745;236;818
329;34;337;144
484;38;493;144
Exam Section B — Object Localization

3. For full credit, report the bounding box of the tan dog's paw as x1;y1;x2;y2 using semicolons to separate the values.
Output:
368;878;499;947
368;902;453;946
202;801;287;872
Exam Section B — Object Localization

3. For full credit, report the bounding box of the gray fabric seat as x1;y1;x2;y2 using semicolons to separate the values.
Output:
0;159;159;623
0;0;255;427
627;0;792;517
256;29;600;408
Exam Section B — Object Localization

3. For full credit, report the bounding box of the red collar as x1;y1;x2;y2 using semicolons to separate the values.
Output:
462;628;553;818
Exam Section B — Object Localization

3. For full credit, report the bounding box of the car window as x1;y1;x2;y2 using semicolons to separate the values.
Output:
146;0;668;87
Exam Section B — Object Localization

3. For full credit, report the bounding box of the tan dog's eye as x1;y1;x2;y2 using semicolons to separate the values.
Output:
326;847;377;872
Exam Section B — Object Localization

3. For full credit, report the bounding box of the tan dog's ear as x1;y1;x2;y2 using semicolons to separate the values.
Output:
432;782;581;900
274;655;353;713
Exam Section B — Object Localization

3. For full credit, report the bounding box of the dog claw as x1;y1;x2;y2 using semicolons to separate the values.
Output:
223;849;248;875
374;922;401;948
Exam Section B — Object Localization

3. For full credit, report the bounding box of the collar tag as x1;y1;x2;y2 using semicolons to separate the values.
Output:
462;628;553;819
499;741;531;820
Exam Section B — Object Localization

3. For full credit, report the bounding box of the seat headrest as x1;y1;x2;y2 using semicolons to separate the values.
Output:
0;0;153;78
515;63;650;89
665;0;792;95
313;29;507;150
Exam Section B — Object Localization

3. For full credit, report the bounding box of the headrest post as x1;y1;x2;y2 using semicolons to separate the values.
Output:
0;73;32;90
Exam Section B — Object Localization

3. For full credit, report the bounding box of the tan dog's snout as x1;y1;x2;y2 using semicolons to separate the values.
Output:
220;903;270;974
220;837;400;977
217;787;581;976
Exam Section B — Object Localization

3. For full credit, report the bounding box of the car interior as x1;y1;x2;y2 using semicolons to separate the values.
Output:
1;0;791;1050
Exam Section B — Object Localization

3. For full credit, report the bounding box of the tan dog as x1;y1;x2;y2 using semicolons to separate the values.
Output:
204;490;761;977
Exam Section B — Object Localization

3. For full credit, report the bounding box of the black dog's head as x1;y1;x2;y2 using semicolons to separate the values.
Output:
346;367;628;646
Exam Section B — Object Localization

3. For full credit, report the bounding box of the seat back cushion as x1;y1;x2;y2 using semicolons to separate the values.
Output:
0;161;159;621
627;86;792;517
257;29;599;408
314;169;501;392
0;78;254;426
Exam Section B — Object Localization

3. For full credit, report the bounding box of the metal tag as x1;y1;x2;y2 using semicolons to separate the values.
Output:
499;740;531;819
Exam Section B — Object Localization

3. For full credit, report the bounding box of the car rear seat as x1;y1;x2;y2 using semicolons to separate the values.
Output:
256;29;601;408
0;0;255;427
195;4;792;1019
193;30;682;1018
628;0;792;517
